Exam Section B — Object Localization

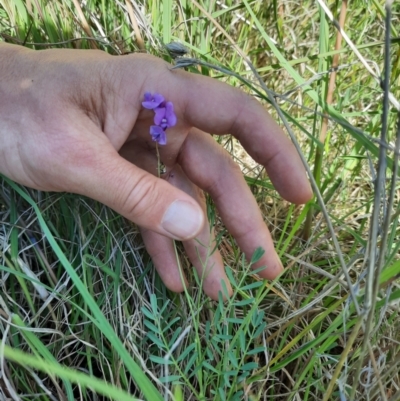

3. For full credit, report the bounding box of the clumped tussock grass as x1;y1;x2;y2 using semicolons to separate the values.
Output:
1;1;400;400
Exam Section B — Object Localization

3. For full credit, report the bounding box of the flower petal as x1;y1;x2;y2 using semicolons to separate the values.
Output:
158;130;167;145
154;107;166;125
165;102;177;127
153;93;165;106
150;125;167;145
142;93;165;109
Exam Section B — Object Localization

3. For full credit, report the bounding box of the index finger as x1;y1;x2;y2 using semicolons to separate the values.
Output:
172;69;313;204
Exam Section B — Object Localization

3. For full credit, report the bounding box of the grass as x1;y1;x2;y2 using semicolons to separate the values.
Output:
0;0;400;400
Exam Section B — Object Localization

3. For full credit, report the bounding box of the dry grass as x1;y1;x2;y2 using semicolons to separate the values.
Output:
0;1;400;400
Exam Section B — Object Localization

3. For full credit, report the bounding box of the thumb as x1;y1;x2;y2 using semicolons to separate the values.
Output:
74;150;205;240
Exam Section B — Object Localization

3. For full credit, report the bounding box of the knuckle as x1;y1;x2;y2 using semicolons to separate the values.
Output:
117;172;159;219
204;150;241;195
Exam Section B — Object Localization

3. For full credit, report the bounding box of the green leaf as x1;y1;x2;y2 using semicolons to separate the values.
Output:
241;362;258;371
221;280;231;299
144;320;160;334
184;352;198;375
241;281;264;291
164;317;181;332
203;361;219;374
225;267;238;287
150;294;158;315
227;350;239;368
146;332;165;349
214;334;233;341
237;371;250;382
239;331;246;351
223;369;238;377
141;307;156;321
168;327;183;348
176;343;196;362
160;300;171;315
254;310;265;327
254;322;266;338
379;260;400;284
250;247;265;264
159;375;182;383
233;299;255;306
149;355;173;365
218;387;227;401
226;318;244;324
247;346;266;355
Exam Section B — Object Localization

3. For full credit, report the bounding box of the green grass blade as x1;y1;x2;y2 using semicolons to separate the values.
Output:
3;177;163;401
1;344;141;401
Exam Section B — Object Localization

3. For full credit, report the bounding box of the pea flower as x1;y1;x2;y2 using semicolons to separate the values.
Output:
142;92;165;109
150;126;167;145
154;102;177;130
142;92;177;146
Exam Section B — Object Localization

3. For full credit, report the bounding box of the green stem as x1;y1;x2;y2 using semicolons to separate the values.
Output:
156;143;161;178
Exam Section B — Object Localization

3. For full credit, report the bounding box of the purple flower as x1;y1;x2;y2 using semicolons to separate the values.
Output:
150;125;167;145
142;92;165;109
154;102;176;129
142;93;176;146
153;102;177;129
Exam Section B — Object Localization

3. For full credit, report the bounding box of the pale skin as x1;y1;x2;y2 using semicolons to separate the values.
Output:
0;43;313;300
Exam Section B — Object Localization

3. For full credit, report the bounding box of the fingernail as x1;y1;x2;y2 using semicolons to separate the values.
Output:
162;200;204;240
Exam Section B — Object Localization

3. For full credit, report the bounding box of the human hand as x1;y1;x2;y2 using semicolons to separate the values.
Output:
0;43;312;300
